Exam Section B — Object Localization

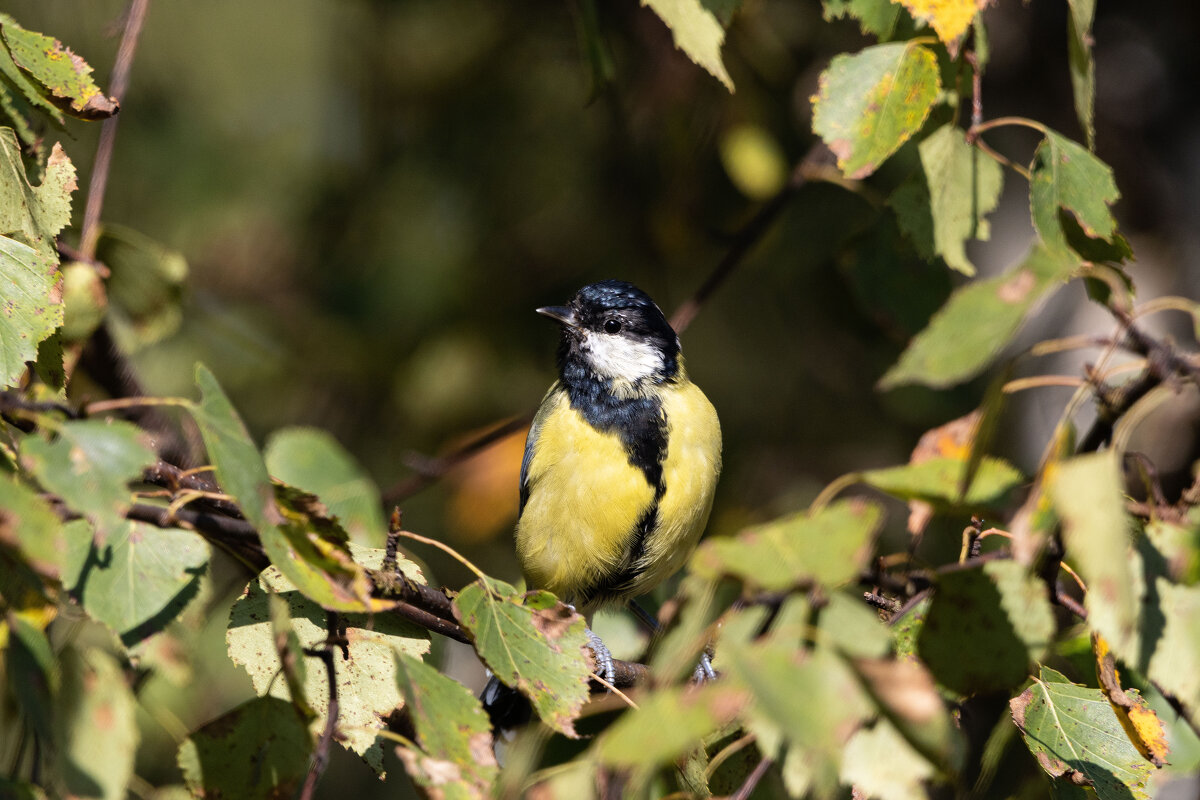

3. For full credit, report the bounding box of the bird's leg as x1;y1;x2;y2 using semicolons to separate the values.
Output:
694;650;717;683
631;599;718;683
568;603;616;686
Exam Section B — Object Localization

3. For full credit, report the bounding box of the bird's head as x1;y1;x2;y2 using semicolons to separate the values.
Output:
538;280;681;393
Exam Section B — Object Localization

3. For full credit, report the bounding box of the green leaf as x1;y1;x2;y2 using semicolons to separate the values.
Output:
0;472;64;578
453;578;590;737
0;17;117;120
189;365;387;612
841;718;938;800
0;234;62;388
691;499;881;591
19;419;156;537
595;683;749;766
393;652;499;795
818;591;892;659
226;547;430;775
69;521;209;647
1141;580;1200;729
812;42;940;179
1051;451;1140;654
860;456;1023;511
0;16;64;128
4;613;56;743
1030;130;1121;251
0;130;75;255
177;697;312;800
641;0;734;91
919;560;1055;695
879;243;1078;389
1011;667;1153;800
821;0;901;38
1066;0;1096;149
899;124;1004;276
265;427;386;547
54;648;139;800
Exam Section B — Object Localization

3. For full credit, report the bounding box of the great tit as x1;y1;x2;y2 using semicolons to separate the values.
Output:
484;280;721;725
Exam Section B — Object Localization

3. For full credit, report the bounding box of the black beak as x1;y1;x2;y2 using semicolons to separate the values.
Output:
536;305;578;327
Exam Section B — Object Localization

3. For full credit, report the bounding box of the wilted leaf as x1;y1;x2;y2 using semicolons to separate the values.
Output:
55;648;139;800
266;427;386;547
596;683;749;766
1093;633;1169;767
860;455;1022;511
227;548;430;775
879;242;1078;389
1030;130;1121;251
177;697;311;800
394;652;499;796
896;0;986;53
19;419;155;537
642;0;734;91
453;579;590;737
919;560;1054;695
0;473;64;578
1011;667;1154;800
821;0;901;38
1051;451;1140;654
691;499;881;591
68;519;208;646
0;16;117;119
812;42;940;179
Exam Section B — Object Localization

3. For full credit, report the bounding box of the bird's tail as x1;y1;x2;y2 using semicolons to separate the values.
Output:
480;674;532;731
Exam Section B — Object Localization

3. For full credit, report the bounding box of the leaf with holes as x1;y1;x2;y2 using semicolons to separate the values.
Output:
1011;667;1154;800
812;42;940;179
453;578;590;737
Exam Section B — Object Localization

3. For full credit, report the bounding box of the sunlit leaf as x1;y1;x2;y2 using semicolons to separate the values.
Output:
896;0;985;52
596;683;749;766
691;499;881;591
861;455;1023;511
265;427;386;547
0;16;117;119
226;547;430;775
879;243;1078;389
919;560;1054;695
453;578;590;737
849;656;962;772
0;472;64;579
841;718;938;800
821;0;901;38
69;521;209;647
1094;633;1169;767
1011;666;1153;800
393;652;499;797
812;42;940;179
818;591;892;659
641;0;734;91
177;697;312;800
1030;130;1121;252
19;419;155;537
54;648;138;800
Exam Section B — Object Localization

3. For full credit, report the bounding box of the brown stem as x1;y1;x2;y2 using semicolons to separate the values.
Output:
298;614;340;800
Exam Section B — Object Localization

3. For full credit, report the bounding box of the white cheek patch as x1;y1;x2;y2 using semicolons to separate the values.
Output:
581;331;665;383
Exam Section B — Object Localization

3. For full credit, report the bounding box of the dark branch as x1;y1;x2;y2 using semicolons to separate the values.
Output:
298;612;341;800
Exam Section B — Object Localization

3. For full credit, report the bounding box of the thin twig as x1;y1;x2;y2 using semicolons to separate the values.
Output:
730;757;773;800
80;0;151;260
382;415;530;504
298;613;341;800
669;143;833;334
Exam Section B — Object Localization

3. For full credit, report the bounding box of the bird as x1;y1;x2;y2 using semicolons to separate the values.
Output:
483;279;722;727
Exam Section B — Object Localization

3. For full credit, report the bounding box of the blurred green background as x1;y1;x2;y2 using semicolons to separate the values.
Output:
7;0;1198;793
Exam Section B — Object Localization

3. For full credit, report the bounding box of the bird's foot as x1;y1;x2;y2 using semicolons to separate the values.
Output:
585;627;616;687
693;650;717;683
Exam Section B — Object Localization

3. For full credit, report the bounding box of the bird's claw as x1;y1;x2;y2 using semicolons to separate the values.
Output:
693;651;717;683
586;627;616;687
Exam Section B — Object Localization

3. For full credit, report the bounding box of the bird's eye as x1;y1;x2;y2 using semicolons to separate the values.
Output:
603;319;622;334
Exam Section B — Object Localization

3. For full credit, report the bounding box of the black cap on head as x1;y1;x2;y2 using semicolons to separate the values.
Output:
571;280;679;351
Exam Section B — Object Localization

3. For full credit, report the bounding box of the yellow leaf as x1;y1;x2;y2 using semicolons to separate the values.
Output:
897;0;990;54
1093;632;1170;768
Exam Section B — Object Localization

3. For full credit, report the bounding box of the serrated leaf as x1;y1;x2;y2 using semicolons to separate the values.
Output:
0;130;75;254
19;419;155;537
692;499;881;591
880;242;1078;389
54;648;138;800
595;683;749;766
821;0;901;38
1031;130;1121;251
69;520;209;647
0;237;63;388
177;697;311;800
189;365;390;612
1066;0;1096;149
0;472;64;578
1051;451;1140;654
909;124;1003;275
812;42;940;179
265;427;386;547
453;578;590;737
896;0;985;51
861;455;1023;511
919;560;1054;695
0;15;65;128
1011;667;1153;800
0;17;117;120
393;652;498;796
641;0;734;91
226;547;430;775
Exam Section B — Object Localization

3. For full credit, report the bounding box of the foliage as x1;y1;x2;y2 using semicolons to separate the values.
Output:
1;2;1199;800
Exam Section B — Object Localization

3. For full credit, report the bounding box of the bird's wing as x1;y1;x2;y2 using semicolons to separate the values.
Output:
519;382;560;515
